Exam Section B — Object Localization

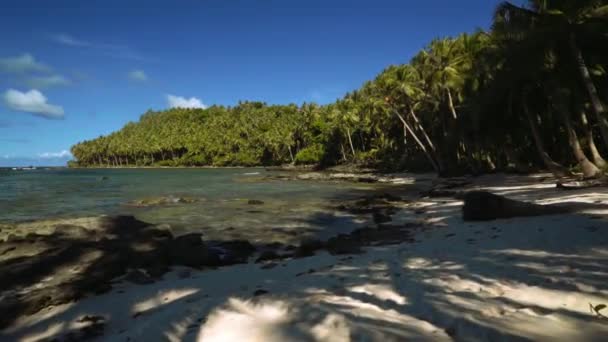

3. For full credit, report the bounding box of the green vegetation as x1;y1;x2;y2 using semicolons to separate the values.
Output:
71;1;608;177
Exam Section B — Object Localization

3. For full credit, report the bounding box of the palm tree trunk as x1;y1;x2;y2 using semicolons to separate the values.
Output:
346;127;356;158
570;34;608;149
409;108;437;153
446;88;458;119
580;110;607;168
409;108;445;171
287;145;294;163
523;100;570;177
393;110;440;173
559;107;601;178
340;143;347;162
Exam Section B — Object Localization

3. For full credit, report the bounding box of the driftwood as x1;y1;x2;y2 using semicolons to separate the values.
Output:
462;191;564;221
556;178;607;190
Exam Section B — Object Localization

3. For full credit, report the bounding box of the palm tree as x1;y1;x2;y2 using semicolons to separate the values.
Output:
494;0;608;149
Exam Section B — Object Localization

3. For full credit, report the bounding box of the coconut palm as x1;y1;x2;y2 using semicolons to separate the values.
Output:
494;0;608;149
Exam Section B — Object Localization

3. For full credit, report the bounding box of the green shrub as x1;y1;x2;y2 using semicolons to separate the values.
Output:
295;145;325;164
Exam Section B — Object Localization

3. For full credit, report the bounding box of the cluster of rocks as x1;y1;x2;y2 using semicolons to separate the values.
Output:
124;195;199;207
0;215;256;329
335;193;403;224
0;191;428;329
285;223;420;258
265;171;413;184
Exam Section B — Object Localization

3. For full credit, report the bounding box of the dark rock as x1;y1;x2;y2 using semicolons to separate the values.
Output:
356;176;377;183
125;269;154;285
326;235;363;255
209;240;256;265
255;250;281;263
145;263;170;278
373;211;392;224
247;200;264;205
253;289;269;296
167;233;211;267
384;193;402;201
294;238;324;258
462;191;563;221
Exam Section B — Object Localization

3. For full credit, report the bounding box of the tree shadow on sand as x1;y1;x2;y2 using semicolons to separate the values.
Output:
3;178;608;341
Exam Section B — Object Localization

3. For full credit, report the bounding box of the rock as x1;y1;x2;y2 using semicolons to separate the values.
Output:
373;211;392;224
422;189;462;198
255;250;280;263
124;269;154;285
209;240;256;265
294;238;324;258
379;193;402;201
126;196;198;207
462;191;563;221
247;199;264;205
167;233;211;267
253;289;269;296
326;235;363;255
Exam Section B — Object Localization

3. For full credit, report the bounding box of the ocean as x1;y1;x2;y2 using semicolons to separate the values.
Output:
0;168;384;243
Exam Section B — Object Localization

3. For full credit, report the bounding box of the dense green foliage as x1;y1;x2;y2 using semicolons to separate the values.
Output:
71;1;608;176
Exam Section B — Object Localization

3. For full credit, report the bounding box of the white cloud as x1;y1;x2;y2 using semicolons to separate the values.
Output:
128;70;148;82
51;33;91;47
167;94;207;109
51;33;147;61
0;54;49;73
25;75;71;89
38;150;72;159
3;89;65;119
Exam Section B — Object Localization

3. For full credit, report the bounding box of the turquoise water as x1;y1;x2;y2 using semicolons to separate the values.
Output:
0;168;384;243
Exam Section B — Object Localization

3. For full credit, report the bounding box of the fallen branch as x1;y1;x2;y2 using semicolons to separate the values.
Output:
556;178;607;190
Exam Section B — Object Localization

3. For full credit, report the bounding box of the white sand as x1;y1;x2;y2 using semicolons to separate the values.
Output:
3;174;608;341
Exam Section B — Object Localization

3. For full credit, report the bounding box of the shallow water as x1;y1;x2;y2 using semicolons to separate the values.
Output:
0;168;388;243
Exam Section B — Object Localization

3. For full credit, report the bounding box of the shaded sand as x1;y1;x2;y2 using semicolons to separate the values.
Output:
2;174;608;341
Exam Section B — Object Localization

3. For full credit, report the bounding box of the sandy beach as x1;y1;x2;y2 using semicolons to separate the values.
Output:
2;173;608;341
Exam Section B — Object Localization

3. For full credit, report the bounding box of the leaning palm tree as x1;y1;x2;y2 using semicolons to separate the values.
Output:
493;0;608;149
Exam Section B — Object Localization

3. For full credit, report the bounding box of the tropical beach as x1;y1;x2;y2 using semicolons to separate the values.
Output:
2;0;608;341
1;172;607;341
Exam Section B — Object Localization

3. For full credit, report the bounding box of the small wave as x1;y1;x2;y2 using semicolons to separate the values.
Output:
243;172;260;175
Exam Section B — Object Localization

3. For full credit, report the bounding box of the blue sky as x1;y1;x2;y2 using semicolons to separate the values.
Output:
0;0;502;166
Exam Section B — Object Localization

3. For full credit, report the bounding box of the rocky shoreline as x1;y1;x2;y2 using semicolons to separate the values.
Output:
2;173;607;341
0;189;428;330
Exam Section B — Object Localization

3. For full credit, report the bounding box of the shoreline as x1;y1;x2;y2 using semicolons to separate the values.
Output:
2;174;608;341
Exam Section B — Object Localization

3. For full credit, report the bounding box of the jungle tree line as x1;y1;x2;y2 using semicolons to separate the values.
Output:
71;1;608;177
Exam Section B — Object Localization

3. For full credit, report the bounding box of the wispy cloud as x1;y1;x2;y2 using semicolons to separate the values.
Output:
0;138;30;143
51;33;148;61
51;33;91;47
38;150;72;159
24;75;71;89
3;89;65;119
128;69;148;82
0;54;50;74
167;94;207;109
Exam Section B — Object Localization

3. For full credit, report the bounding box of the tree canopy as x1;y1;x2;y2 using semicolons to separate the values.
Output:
71;1;608;177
